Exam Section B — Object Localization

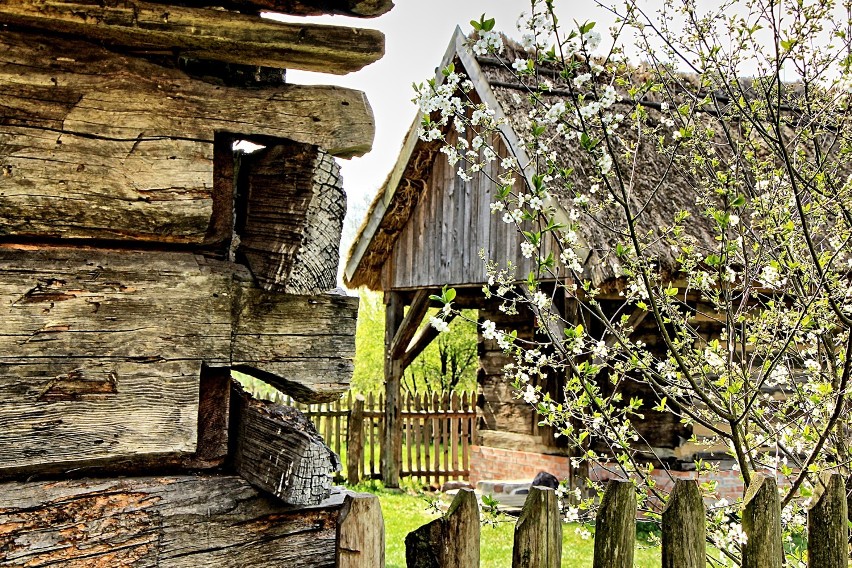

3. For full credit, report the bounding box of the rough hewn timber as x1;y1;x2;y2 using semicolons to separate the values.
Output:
337;492;385;568
239;142;345;294
0;0;385;74
0;475;358;567
232;383;340;506
0;247;356;474
146;0;393;17
512;487;561;568
661;480;705;568
232;288;358;403
0;30;374;243
742;474;783;568
404;489;480;568
0;248;230;475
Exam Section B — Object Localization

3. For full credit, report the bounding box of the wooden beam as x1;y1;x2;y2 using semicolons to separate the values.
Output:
0;247;357;474
390;289;432;359
401;311;457;371
232;289;358;403
0;476;362;566
382;290;404;487
239;142;345;294
0;30;374;244
0;0;385;74
231;383;340;505
0;248;230;476
148;0;394;18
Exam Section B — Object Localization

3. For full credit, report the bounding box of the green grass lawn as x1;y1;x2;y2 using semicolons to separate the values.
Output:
361;484;661;568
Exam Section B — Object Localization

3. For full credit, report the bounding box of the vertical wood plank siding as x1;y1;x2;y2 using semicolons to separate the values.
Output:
388;133;536;289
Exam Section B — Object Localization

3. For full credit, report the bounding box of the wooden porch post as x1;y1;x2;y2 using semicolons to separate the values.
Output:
382;291;405;487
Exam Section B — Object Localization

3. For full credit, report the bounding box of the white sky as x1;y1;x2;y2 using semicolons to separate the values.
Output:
268;1;614;210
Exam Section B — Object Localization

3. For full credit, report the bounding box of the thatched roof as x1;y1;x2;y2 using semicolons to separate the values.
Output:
345;27;830;291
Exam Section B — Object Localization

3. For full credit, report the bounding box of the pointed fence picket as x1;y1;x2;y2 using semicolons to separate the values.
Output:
272;390;477;485
404;475;850;568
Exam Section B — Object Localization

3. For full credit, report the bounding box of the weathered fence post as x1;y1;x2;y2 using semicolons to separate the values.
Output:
807;473;848;568
742;473;782;568
337;492;385;568
593;480;636;568
662;479;705;568
404;488;480;568
347;394;365;485
512;486;561;568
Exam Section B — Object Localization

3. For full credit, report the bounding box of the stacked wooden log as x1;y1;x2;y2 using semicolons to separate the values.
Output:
0;0;389;565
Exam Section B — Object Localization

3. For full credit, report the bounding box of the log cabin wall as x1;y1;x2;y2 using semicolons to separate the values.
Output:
0;0;390;564
476;300;537;441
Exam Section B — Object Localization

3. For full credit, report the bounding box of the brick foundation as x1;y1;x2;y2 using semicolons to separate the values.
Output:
470;445;747;502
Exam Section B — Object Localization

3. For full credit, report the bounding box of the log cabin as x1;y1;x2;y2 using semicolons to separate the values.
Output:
344;28;748;496
0;0;389;565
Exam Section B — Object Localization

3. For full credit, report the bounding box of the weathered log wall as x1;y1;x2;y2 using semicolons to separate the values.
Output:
0;247;356;476
0;0;385;74
0;0;381;561
477;301;536;438
0;30;372;245
0;476;380;567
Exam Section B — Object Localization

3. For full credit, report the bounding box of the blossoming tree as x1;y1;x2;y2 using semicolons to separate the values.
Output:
415;0;852;563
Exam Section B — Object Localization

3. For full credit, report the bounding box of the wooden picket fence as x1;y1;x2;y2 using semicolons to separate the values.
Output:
272;390;477;486
406;474;850;568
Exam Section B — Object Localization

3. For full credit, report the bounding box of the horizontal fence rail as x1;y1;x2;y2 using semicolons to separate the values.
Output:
271;390;477;486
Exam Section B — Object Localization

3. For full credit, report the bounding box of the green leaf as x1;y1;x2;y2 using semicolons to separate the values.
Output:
731;194;746;207
471;14;495;32
579;21;596;34
444;286;457;303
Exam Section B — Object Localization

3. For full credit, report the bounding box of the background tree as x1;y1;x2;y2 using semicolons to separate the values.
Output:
352;289;478;395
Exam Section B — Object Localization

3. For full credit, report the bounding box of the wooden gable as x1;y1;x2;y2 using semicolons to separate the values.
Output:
382;132;535;291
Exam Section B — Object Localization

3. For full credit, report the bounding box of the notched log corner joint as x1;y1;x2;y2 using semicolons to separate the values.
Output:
237;140;346;294
232;382;341;506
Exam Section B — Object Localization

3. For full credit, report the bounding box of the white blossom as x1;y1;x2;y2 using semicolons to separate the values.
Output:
523;384;539;404
429;316;449;333
472;30;504;56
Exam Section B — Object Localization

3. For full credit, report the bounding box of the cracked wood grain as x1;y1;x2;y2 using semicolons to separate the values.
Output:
0;247;356;474
0;30;374;243
0;475;354;567
232;383;341;506
239;142;345;294
0;0;385;74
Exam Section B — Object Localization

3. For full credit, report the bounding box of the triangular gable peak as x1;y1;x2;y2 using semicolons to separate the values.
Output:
345;27;584;291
